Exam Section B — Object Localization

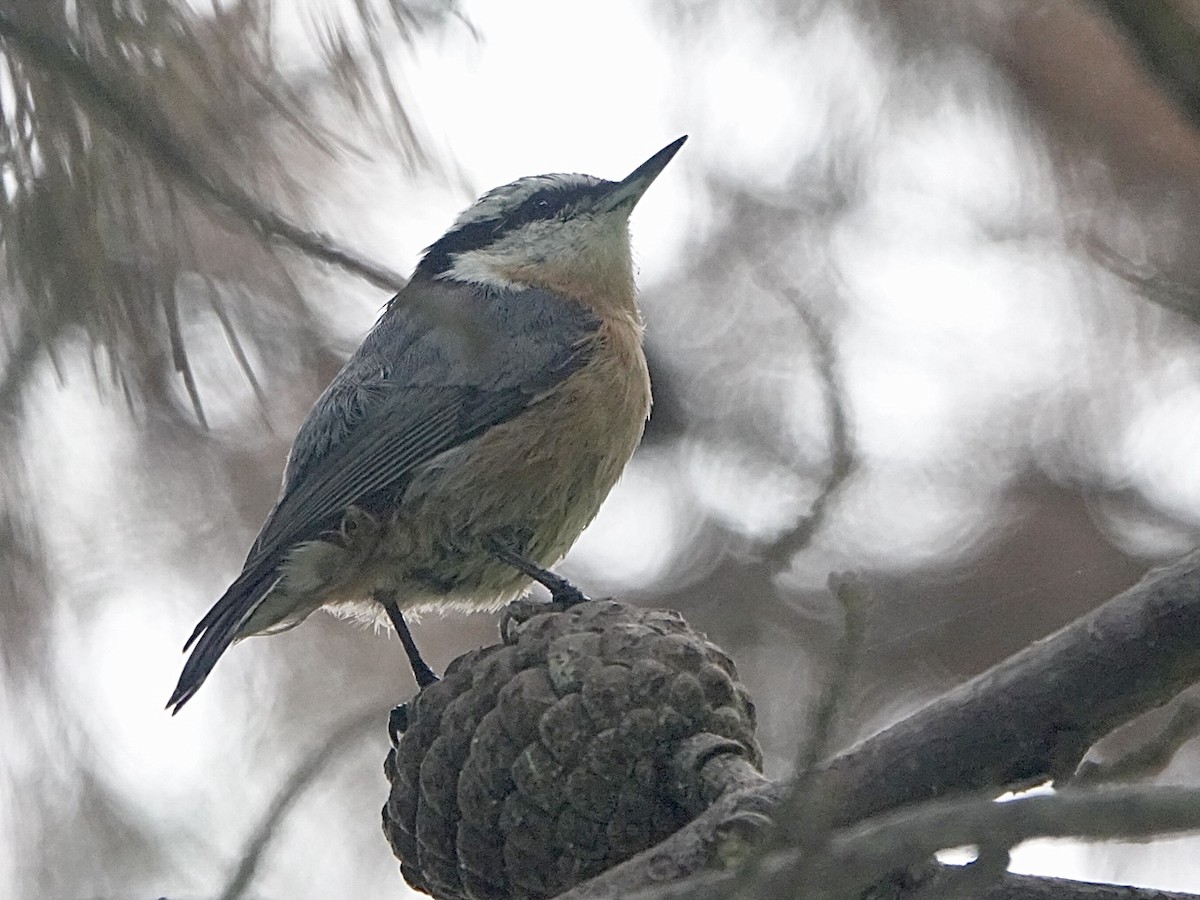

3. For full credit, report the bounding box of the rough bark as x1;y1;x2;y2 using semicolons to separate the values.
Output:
562;549;1200;898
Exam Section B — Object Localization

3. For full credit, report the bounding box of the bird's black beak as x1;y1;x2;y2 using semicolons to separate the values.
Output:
600;135;688;214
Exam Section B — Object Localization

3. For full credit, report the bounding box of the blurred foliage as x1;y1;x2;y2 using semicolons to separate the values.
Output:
0;0;448;423
0;4;452;895
3;0;1200;897
1094;0;1200;135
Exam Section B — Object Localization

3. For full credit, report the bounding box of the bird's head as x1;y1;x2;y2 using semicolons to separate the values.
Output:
414;137;686;315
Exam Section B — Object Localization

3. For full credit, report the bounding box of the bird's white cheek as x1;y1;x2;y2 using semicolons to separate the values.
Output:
443;249;532;290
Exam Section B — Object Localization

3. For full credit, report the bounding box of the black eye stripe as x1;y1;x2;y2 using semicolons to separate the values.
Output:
510;189;577;225
415;177;615;278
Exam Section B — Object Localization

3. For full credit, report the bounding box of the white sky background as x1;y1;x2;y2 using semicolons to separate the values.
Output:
9;0;1200;897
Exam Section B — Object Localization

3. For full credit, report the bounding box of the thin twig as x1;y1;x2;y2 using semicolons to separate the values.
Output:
1075;688;1200;784
0;9;408;293
218;705;384;900
760;279;855;568
738;573;868;896
1086;235;1200;324
795;573;868;796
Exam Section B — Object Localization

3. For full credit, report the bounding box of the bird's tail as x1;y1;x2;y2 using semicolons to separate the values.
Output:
167;564;281;714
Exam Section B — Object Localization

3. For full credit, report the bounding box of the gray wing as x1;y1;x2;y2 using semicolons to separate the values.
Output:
252;278;601;561
168;279;599;713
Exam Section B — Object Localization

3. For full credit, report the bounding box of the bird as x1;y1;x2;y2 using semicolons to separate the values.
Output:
167;136;687;713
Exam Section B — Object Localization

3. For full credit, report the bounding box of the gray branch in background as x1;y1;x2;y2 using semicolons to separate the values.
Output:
1075;687;1200;785
1087;236;1200;328
817;547;1200;828
219;706;383;900
969;871;1200;900
597;786;1200;900
742;574;868;899
1092;0;1200;134
818;785;1200;900
563;548;1200;898
0;9;409;293
763;281;856;569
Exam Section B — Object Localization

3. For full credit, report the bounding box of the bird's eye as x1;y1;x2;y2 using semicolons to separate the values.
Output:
537;199;551;210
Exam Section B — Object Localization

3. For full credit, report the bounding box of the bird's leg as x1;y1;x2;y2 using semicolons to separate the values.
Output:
378;591;439;688
489;540;590;607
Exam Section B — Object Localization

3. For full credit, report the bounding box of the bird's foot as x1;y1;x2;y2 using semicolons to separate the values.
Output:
379;593;440;689
549;579;589;607
488;539;591;608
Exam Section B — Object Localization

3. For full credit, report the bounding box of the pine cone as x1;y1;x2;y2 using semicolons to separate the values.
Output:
382;599;762;900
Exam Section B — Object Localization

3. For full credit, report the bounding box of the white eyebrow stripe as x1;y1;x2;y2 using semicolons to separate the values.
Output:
452;173;605;228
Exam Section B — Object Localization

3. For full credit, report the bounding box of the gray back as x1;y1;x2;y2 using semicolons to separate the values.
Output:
246;278;602;564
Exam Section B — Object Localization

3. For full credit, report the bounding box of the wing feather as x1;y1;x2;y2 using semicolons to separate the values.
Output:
168;281;600;711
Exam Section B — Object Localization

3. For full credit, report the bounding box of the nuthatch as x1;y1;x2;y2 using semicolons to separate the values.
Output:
168;136;687;713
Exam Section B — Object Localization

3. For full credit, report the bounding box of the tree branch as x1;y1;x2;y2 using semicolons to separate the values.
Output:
1091;0;1200;134
563;548;1200;897
219;706;382;900
762;280;856;568
972;871;1200;900
818;548;1200;827
819;785;1200;900
1076;687;1200;785
570;785;1200;900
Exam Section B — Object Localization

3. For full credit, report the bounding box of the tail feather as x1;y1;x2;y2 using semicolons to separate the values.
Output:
168;565;281;714
182;592;231;652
